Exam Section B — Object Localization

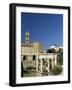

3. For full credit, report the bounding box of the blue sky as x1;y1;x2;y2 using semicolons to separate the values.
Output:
21;12;63;49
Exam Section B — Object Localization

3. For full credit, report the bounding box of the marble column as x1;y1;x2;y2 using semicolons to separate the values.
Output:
40;59;42;73
52;57;54;69
48;59;50;73
21;55;23;62
55;55;57;65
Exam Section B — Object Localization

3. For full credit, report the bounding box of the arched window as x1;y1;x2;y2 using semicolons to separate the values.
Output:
26;35;28;37
23;55;26;61
49;59;52;71
42;58;45;65
33;55;36;60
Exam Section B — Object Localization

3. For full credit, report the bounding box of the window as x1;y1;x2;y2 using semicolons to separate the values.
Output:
33;55;36;60
49;59;52;71
23;55;26;61
27;35;28;37
42;58;45;65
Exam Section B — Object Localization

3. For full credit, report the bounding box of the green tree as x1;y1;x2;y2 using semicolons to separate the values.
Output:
57;50;63;65
51;65;63;75
46;48;56;53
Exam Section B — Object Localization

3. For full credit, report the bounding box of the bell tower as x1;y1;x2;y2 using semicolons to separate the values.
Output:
25;32;30;45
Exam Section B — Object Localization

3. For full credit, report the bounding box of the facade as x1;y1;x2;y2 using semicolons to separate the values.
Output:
21;32;58;76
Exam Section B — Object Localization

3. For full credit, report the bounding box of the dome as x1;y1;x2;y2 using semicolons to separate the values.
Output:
49;45;56;49
32;42;41;45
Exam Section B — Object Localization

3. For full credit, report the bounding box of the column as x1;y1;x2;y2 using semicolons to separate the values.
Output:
21;56;24;68
55;55;57;65
48;59;50;73
52;57;54;69
21;55;23;62
40;59;42;73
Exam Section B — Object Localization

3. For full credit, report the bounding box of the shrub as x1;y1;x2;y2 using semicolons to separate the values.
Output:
51;65;63;75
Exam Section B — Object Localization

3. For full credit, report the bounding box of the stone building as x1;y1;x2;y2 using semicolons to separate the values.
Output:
21;32;58;76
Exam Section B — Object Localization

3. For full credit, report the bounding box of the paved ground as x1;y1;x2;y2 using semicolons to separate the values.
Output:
23;71;53;77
